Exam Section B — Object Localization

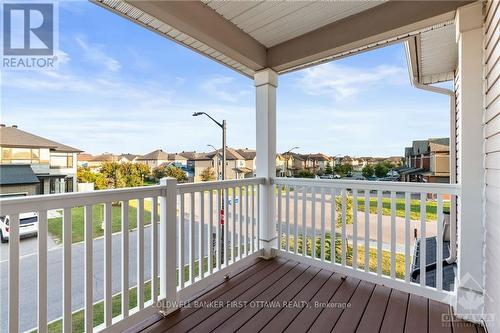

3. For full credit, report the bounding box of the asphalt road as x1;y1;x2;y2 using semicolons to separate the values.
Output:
0;217;215;333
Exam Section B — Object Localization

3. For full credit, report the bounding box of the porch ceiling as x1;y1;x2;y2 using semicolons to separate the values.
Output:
93;0;473;78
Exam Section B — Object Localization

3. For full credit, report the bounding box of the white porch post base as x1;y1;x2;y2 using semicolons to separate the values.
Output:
454;2;485;320
255;69;278;258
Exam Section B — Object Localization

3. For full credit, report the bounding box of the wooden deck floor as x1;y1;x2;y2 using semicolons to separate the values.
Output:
138;257;485;333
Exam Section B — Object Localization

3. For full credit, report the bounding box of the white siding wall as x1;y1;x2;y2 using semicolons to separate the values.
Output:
484;0;500;330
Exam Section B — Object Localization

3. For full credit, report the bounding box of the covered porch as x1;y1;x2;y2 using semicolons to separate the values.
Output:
2;1;496;332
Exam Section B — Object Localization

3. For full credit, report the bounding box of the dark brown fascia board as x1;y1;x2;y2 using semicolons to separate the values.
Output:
128;0;267;71
267;1;472;73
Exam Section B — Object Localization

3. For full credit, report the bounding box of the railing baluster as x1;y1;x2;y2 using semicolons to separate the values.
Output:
352;190;358;269
121;201;129;318
376;191;383;276
137;198;145;309
216;190;221;270
245;186;249;256
38;210;48;333
8;213;20;333
104;202;113;326
179;193;185;288
286;185;290;252
84;206;93;331
331;188;336;264
437;194;444;291
190;192;195;283
320;187;326;261
277;185;282;251
302;186;307;257
209;191;214;275
224;188;229;266
420;192;427;287
311;187;316;259
251;185;255;253
151;197;158;303
294;185;299;255
104;203;112;326
341;189;347;266
199;191;205;279
232;187;236;263
256;185;260;253
405;192;411;282
63;208;72;331
239;186;243;259
364;190;370;272
390;191;396;279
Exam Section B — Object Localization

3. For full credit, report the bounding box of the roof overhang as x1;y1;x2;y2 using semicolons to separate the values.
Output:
92;0;473;78
405;23;458;85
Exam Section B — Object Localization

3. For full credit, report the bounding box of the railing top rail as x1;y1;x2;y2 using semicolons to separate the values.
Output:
0;185;165;215
177;177;266;194
273;177;461;195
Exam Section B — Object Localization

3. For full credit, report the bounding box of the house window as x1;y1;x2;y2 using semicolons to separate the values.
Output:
50;179;56;194
65;177;73;192
1;148;40;164
50;153;73;168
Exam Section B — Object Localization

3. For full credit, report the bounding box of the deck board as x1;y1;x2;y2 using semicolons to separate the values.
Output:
138;257;485;333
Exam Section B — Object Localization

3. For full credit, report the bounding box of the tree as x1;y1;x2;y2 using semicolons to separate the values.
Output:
153;165;188;182
362;165;374;178
99;162;126;189
77;166;95;183
325;161;333;175
200;167;216;181
135;163;151;182
334;163;353;177
297;169;315;178
374;163;389;178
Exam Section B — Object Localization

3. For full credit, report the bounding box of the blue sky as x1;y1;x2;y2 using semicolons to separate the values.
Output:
1;1;451;157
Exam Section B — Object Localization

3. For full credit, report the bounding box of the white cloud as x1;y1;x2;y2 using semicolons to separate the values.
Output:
75;36;121;72
298;63;407;100
200;76;251;102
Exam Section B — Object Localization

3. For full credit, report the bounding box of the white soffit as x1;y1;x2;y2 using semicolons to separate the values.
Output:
202;0;385;48
417;23;457;84
95;0;256;77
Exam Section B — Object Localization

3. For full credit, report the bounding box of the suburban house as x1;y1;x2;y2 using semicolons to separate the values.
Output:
207;147;250;180
276;153;295;177
118;153;139;164
236;148;256;177
85;153;119;170
0;125;81;195
77;152;94;167
2;2;499;333
135;149;170;169
401;138;451;183
304;153;333;173
179;151;214;182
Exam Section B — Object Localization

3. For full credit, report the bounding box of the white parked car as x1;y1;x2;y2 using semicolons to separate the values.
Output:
0;212;39;243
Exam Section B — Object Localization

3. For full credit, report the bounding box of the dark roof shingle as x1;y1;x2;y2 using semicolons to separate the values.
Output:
0;165;39;185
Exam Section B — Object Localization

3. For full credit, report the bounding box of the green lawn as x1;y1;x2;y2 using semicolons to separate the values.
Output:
32;258;208;333
48;200;154;244
355;197;449;222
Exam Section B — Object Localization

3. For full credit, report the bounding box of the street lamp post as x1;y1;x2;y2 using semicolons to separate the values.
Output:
193;112;226;264
193;112;226;180
284;146;299;177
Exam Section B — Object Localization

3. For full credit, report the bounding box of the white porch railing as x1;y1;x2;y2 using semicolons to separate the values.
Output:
274;177;460;303
0;177;264;333
1;176;460;332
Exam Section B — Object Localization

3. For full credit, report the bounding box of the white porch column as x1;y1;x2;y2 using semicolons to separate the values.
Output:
455;2;484;320
254;68;278;259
